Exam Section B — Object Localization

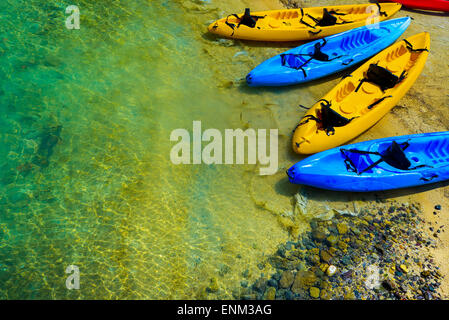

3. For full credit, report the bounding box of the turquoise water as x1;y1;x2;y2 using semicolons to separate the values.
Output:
0;0;325;299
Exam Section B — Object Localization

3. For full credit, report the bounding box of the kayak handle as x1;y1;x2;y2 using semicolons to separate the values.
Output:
309;29;322;36
420;174;439;182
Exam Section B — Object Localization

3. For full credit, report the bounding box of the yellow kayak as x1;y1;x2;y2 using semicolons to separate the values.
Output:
292;32;430;154
207;3;402;41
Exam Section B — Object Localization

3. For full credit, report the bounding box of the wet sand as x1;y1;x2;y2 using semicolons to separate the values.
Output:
245;0;449;298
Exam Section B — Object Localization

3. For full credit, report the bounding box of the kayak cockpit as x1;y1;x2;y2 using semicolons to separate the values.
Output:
340;140;440;175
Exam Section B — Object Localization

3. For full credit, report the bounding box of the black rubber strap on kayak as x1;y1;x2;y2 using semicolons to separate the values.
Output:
367;95;392;110
376;2;388;17
341;149;381;156
354;79;363;92
403;39;429;53
410;164;433;170
225;14;237;35
225;16;236;29
297;114;321;126
340;149;358;173
306;13;320;24
299;63;309;78
359;158;384;175
328;10;346;16
299;18;316;29
280;54;286;67
342;59;354;66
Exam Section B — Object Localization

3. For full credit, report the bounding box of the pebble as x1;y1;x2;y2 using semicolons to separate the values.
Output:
320;250;333;263
264;287;276;300
341;270;353;279
326;265;337;276
312;230;327;242
216;38;234;47
243;200;442;300
267;279;278;288
279;271;294;289
399;264;409;273
341;256;351;266
382;279;396;291
326;235;338;246
309;287;320;299
285;290;294;300
207;278;219;293
337;223;348;234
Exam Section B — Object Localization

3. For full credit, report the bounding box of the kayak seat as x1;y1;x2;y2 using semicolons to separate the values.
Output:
300;9;353;29
298;99;358;136
355;63;407;93
281;54;309;69
239;8;260;28
381;141;411;170
224;8;267;35
280;38;344;77
341;140;433;175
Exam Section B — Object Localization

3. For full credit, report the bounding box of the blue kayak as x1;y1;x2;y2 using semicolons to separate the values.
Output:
287;132;449;192
246;17;411;87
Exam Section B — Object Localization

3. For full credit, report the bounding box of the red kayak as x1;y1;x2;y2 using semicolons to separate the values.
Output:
389;0;449;11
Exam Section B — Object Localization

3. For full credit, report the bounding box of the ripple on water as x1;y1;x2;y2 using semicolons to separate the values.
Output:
0;0;314;299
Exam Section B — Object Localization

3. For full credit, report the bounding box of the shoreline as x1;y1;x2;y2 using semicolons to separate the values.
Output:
243;0;449;299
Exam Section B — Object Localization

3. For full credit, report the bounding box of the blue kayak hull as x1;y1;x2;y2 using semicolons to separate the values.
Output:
246;17;411;87
287;132;449;192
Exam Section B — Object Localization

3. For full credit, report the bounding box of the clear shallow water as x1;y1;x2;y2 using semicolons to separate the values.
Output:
0;0;328;299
